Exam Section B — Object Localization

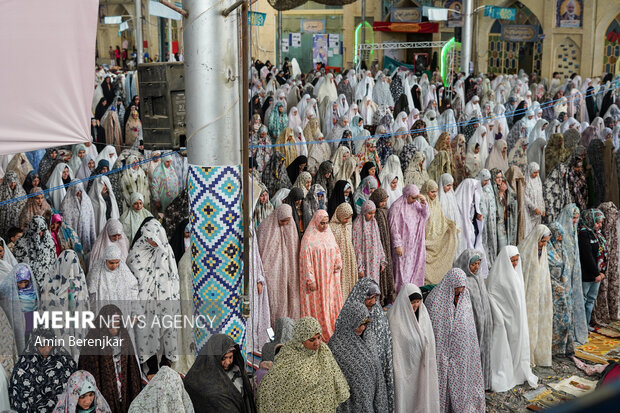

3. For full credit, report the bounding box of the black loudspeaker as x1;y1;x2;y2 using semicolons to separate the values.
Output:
455;27;462;43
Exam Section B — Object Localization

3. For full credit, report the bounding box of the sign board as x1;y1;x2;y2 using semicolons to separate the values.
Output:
312;34;328;65
104;16;122;24
501;25;539;42
249;11;266;26
391;7;421;23
149;0;182;20
301;19;325;33
483;6;516;21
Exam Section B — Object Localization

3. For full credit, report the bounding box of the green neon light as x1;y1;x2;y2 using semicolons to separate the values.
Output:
354;21;374;64
441;37;460;88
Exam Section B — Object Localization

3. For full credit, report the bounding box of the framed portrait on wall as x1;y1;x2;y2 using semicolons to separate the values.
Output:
556;0;582;28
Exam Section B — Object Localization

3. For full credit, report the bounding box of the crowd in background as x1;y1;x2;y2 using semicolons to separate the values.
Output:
0;57;618;412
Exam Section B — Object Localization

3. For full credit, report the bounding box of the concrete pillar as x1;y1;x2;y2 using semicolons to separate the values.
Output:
135;0;144;64
183;0;245;350
462;0;473;74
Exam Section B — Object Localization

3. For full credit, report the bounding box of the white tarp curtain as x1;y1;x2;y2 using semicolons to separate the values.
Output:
0;0;99;155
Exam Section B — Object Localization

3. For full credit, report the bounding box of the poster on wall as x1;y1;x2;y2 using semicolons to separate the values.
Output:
556;0;582;28
444;0;463;28
313;34;328;67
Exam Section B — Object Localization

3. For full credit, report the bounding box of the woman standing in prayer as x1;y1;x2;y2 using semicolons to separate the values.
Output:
9;329;76;413
48;214;83;260
299;210;343;341
465;137;484;178
52;370;112;413
578;209;608;327
89;175;120;236
0;262;36;353
276;128;299;168
184;334;256;412
286;155;307;185
566;154;588;211
454;249;492;390
486;246;538;392
150;155;180;213
328;302;388;413
352;200;386;285
60;181;96;254
128;366;194;412
268;102;289;139
78;304;142;413
450;134;467;186
87;244;139;309
592;202;619;326
0;172;27;239
403;152;429;188
328;180;356;219
523;162;545;237
120;154;150;211
120;192;153;242
543;163;572;224
46;163;73;210
389;185;429;290
262;151;292;197
454;178;485;263
88;219;129;272
388;283;439;413
345;278;394;412
555;204;589;345
313;161;335;199
253;184;274;228
124;110;142;147
13;216;56;286
547;222;574;356
257;204;300;325
485;139;510;173
518;224;553;367
126;219;179;377
421;180;459;285
545;133;571;176
369;189;395;305
352;176;379;216
329;203;357;300
383;174;403;209
476;169;498;268
425;268;485;413
258;316;349;412
505;165;527;243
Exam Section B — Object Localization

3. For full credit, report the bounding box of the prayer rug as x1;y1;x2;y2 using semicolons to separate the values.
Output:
575;332;620;363
188;165;246;351
548;375;597;397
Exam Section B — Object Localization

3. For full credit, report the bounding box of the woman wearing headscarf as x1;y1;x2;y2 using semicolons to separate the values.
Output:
508;138;529;172
486;246;538;392
46;163;73;210
421;180;458;285
491;169;519;249
382;174;402;209
313;161;334;198
485;139;509;173
403;152;429;188
0;261;37;354
257;204;300;324
450;134;467;186
352;176;378;215
120;192;153;242
454;249;492;390
87;244;138;307
465;135;484;178
425;268;485;412
0;171;27;239
454;178;485;263
253;184;274;228
578;209;608;327
388;283;439;413
328;301;388;413
23;170;47;195
89;175;120;236
9;329;77;413
261;151;292;197
543;162;572;224
124;110;142;148
426;150;451;184
554;204;588;345
53;370;112;413
127;219;179;376
545;133;571;175
88;219;129;272
120;154;150;211
285;155;307;186
183;334;255;412
591;202;619;326
546;222;574;356
299;210;343;341
505;165;527;243
352;200;386;285
268;102;289;139
48;213;84;262
518;224;553;367
521;162;544;237
257;316;349;412
367;190;394;305
5;153;32;187
251;126;273;174
151;155;180;213
328;180;356;220
283;187;306;237
302;184;327;234
276;127;299;168
587;139;606;206
474;170;497;268
60;181;96;254
389;185;429;290
38;148;60;183
13;215;56;286
17;187;51;230
131;368;195;413
602;132;620;206
344;278;394;411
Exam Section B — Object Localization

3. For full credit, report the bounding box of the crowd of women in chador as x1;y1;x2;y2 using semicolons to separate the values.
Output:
0;60;619;412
